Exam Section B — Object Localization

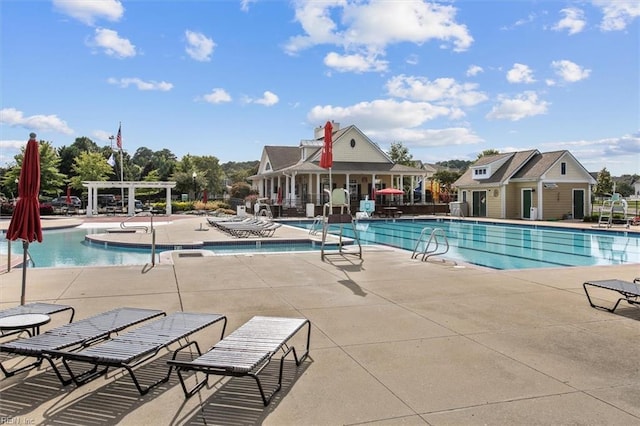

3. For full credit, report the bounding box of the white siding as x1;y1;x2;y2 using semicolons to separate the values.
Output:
334;129;389;163
545;154;586;181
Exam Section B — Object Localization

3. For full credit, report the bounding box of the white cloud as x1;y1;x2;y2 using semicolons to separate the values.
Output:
381;127;483;147
308;96;482;146
506;63;535;84
185;30;215;62
0;108;74;134
385;75;488;108
541;132;640;174
90;28;136;58
466;65;483;77
486;91;549;121
240;0;257;12
406;54;419;65
308;98;451;130
553;7;586;35
107;77;173;91
250;91;279;106
201;88;232;104
551;60;591;83
285;1;473;73
592;0;640;31
324;51;388;73
53;0;123;26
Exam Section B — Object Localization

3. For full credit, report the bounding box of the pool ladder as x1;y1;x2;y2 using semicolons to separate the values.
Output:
411;227;449;262
309;216;324;236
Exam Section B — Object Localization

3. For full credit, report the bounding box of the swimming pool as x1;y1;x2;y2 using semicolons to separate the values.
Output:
294;219;639;270
0;227;320;268
2;220;638;270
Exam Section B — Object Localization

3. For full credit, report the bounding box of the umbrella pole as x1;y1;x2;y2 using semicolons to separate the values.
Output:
20;241;28;305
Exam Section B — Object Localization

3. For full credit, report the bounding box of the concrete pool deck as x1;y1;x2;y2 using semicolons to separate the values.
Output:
1;215;639;425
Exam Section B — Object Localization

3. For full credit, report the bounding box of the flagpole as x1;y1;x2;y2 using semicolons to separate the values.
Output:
119;148;124;210
117;122;124;211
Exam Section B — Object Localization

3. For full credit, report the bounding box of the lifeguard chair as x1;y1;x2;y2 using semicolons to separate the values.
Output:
320;188;361;260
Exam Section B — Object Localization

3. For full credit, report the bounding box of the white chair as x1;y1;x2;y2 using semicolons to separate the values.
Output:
323;188;350;217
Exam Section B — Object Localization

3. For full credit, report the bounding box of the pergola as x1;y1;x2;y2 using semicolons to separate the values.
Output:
82;181;177;217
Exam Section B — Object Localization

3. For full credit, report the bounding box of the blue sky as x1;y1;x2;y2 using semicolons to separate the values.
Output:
1;0;638;176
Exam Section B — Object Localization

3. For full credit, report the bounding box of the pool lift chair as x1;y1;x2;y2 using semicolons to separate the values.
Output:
598;194;631;229
320;188;362;260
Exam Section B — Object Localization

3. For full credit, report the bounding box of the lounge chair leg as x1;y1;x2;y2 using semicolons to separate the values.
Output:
0;357;43;378
172;340;210;398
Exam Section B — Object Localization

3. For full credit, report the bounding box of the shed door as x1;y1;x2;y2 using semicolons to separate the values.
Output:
522;189;532;219
573;189;585;219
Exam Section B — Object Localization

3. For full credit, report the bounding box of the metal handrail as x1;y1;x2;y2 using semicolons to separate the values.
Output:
411;227;449;262
120;211;154;233
118;211;157;265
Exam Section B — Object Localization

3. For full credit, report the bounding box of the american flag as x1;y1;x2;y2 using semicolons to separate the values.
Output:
116;124;122;149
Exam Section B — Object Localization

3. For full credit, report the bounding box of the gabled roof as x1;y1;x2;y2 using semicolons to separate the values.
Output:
252;123;425;179
455;150;538;187
263;146;300;171
455;149;595;188
308;124;392;164
511;150;565;179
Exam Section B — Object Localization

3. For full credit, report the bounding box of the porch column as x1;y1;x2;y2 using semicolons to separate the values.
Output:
316;173;321;205
165;189;172;215
86;185;94;217
410;176;415;204
289;172;297;207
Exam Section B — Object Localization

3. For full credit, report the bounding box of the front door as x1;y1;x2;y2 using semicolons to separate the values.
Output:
573;189;585;219
522;189;532;219
472;191;487;217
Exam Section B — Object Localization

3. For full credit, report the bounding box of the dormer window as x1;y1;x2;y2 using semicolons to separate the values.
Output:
472;167;489;180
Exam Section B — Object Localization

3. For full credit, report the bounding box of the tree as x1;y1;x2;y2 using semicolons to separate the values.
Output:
1;140;65;198
57;137;101;178
594;167;613;197
613;181;633;197
432;169;462;203
38;141;66;196
69;152;114;194
477;149;500;159
388;142;414;166
193;155;224;196
222;161;259;184
436;159;472;172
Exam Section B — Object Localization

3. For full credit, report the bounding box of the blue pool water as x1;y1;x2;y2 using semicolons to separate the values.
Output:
1;227;319;268
2;220;638;270
298;219;639;270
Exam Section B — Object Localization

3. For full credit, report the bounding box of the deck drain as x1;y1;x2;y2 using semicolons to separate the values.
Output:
178;252;204;258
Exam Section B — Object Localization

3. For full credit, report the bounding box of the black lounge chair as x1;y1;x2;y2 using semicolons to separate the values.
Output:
583;278;640;312
209;218;280;238
0;307;164;382
168;315;310;405
0;302;75;338
46;312;227;395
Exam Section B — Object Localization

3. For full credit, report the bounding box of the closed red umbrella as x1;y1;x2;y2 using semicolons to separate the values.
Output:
66;185;71;206
203;188;208;204
320;121;333;201
6;133;43;305
277;187;283;205
319;121;333;169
